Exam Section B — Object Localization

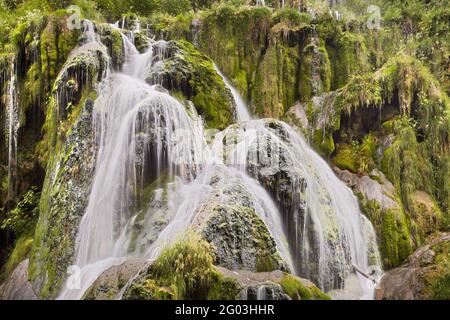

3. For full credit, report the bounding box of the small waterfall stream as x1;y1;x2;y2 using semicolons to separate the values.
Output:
58;22;381;300
6;61;19;200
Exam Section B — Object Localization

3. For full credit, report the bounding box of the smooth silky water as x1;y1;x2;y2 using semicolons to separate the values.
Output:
58;22;381;300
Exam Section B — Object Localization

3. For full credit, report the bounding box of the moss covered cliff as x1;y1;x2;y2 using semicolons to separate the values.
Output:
0;0;449;300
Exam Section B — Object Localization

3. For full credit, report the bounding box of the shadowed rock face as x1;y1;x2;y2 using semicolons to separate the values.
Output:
83;259;147;300
0;259;37;300
376;233;450;300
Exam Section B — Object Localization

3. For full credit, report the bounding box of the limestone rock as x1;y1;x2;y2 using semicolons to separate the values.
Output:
335;168;398;211
29;99;97;298
0;259;37;300
192;168;289;273
83;259;147;300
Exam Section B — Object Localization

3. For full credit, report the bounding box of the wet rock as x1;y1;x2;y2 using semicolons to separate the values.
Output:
143;40;236;130
376;233;450;300
216;267;330;300
219;119;356;291
83;259;147;300
193;168;288;273
29;99;97;298
0;259;37;300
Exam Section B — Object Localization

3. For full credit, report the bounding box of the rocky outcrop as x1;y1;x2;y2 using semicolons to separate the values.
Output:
29;98;97;299
144;40;236;130
376;233;450;300
192;168;288;273
0;259;37;300
336;168;444;269
216;267;330;300
217;119;370;291
83;259;147;300
335;168;399;211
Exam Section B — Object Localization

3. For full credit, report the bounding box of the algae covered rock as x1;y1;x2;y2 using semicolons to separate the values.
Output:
144;40;236;130
192;169;289;273
376;233;450;300
216;267;330;300
29;98;97;299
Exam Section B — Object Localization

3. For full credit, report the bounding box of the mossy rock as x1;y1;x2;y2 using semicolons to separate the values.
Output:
279;274;331;300
29;97;97;299
146;40;236;130
122;234;241;300
376;233;450;300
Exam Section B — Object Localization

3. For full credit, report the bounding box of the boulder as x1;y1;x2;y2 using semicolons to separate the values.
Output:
0;259;37;300
216;267;330;300
192;167;289;273
144;40;236;130
335;168;398;211
83;259;147;300
376;233;450;300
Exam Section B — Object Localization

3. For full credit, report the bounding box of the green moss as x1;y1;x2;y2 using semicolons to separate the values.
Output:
360;198;413;269
253;38;299;117
279;274;331;300
423;238;450;299
327;31;370;90
98;24;124;69
124;233;240;300
0;233;34;282
206;275;240;300
333;143;357;172
312;129;335;160
160;40;234;130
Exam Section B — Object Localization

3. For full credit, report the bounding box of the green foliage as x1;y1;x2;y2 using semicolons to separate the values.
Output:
272;8;311;26
424;238;450;300
125;233;240;300
1;186;40;234
0;233;34;282
148;233;216;299
334;134;376;174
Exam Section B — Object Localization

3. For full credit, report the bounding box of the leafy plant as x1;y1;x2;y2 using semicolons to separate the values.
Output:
1;186;40;234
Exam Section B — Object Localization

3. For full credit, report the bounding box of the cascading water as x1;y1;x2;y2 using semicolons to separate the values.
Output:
214;69;382;298
213;65;251;122
58;21;381;300
58;32;208;298
5;61;19;200
255;0;266;7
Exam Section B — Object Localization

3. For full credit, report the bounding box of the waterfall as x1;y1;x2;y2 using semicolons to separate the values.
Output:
57;24;381;300
6;61;19;200
211;67;382;298
214;65;251;122
256;0;266;7
58;34;208;299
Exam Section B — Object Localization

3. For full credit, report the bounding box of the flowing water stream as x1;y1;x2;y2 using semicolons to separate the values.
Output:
6;61;19;200
58;22;381;300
